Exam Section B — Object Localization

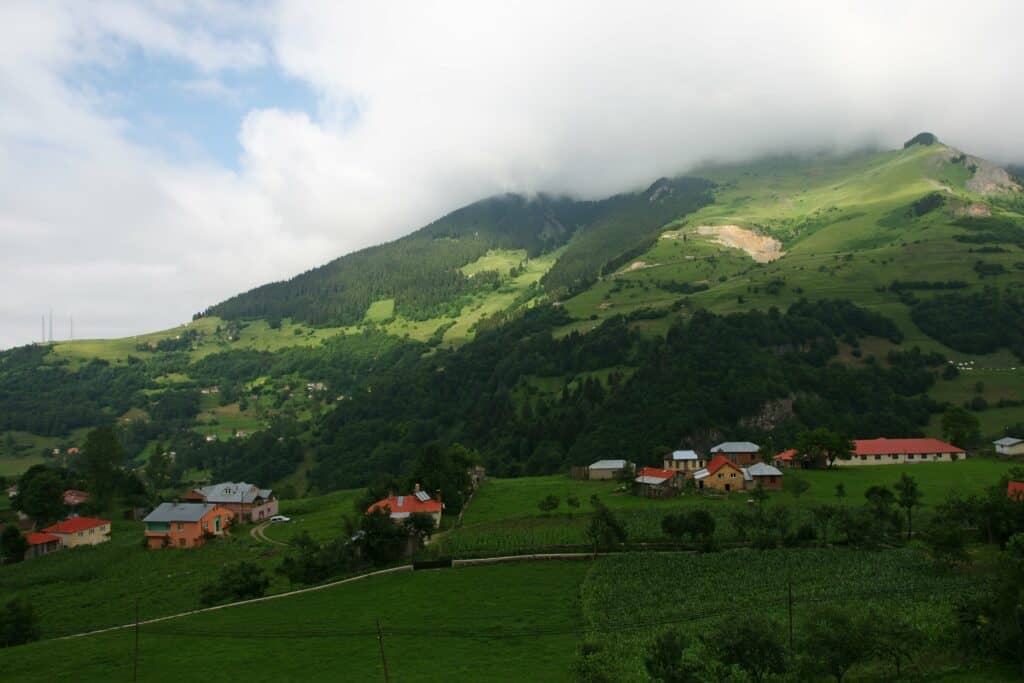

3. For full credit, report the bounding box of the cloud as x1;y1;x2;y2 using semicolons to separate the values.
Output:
2;0;1024;348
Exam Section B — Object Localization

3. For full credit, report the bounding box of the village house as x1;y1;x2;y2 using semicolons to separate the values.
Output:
693;455;745;492
1009;481;1024;501
366;487;443;526
663;450;707;477
143;502;234;549
41;517;111;549
994;437;1024;456
6;484;17;499
771;449;798;469
838;438;965;466
743;462;784;490
25;532;61;560
587;459;634;480
183;482;278;523
710;442;761;467
633;467;679;498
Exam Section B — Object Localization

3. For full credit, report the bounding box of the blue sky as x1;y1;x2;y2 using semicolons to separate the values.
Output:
72;51;319;169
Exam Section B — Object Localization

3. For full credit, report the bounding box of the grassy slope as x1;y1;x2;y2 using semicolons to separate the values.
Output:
0;561;590;683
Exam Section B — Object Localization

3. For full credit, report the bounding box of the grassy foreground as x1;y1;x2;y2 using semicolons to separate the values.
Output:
0;561;590;682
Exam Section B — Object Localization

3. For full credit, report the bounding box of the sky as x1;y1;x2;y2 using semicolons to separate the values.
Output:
1;1;1022;349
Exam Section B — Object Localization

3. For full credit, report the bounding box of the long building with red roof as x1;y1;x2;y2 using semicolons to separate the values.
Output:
835;438;966;467
41;516;111;548
25;532;61;559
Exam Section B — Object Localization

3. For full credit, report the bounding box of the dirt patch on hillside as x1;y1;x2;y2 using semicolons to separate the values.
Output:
694;225;784;263
952;202;992;218
618;260;654;274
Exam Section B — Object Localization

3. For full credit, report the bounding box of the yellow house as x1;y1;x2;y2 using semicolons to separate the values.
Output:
41;517;111;548
693;455;745;492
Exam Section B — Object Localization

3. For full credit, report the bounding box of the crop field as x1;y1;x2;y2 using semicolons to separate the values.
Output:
0;560;591;682
577;548;999;682
0;520;290;640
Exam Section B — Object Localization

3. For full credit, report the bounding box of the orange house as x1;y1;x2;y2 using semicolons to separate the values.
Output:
143;502;234;549
693;455;745;492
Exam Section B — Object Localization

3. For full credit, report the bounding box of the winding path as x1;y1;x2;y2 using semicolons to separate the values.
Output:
249;520;288;547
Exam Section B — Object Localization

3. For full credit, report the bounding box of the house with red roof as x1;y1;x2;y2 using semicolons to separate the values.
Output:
25;532;61;560
772;449;799;469
835;438;966;467
41;517;111;549
693;455;745;492
1008;481;1024;501
633;467;679;498
366;486;443;526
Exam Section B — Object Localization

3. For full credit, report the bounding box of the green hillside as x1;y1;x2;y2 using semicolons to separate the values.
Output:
1;137;1023;485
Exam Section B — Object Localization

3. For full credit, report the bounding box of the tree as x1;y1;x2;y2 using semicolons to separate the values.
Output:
356;508;408;566
835;483;846;505
75;427;126;506
923;516;970;569
865;485;899;539
661;512;690;543
644;630;708;683
867;608;922;680
941;406;980;448
705;614;786;682
403;512;436;541
15;469;65;524
893;473;922;537
788;475;810;511
0;526;28;564
144;450;175;494
811;504;838;544
200;561;270;606
0;598;39;648
586;495;626;555
801;606;874;682
795;428;852;469
566;494;580;517
537;494;560;515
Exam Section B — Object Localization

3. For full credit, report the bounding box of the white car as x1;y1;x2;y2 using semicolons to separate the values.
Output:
269;515;291;523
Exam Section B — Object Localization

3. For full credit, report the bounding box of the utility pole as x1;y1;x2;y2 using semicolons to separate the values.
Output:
133;600;140;682
376;618;390;683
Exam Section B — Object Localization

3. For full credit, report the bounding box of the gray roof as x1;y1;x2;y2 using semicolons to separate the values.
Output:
589;459;632;470
745;463;783;477
994;437;1023;447
711;441;760;454
144;502;219;523
669;450;702;461
196;482;272;504
693;468;710;480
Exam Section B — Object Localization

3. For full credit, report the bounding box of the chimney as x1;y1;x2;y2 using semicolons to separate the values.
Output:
414;483;420;492
435;489;442;504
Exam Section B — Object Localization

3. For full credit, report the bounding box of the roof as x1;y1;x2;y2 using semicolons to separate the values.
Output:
994;437;1024;447
42;517;109;534
143;502;222;523
589;459;631;470
853;438;964;456
367;493;442;517
773;449;797;462
746;462;784;477
634;467;676;485
694;454;743;480
711;441;760;454
26;532;60;546
668;450;702;461
63;489;90;506
1009;482;1024;500
194;482;272;504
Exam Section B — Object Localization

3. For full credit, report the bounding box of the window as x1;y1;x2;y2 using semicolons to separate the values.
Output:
177;522;184;531
860;455;867;461
730;473;737;478
77;531;83;537
178;538;186;547
717;473;723;479
89;528;94;534
908;454;914;460
891;455;899;459
874;456;881;461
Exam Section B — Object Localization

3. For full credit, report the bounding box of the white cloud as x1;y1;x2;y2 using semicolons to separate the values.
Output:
2;0;1024;348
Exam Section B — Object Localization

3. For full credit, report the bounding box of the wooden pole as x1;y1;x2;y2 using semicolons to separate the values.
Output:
376;618;391;683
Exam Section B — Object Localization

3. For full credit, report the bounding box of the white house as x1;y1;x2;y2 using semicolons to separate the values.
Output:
588;459;634;480
994;437;1024;457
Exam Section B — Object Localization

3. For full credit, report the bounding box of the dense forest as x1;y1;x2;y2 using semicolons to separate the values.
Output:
911;287;1024;358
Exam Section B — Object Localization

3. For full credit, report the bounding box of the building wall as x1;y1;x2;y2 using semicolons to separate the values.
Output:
216;499;279;523
663;459;706;478
699;464;744;491
833;452;963;467
588;469;619;480
748;475;783;490
996;443;1024;456
715;452;759;467
55;523;111;549
26;541;60;560
145;508;233;550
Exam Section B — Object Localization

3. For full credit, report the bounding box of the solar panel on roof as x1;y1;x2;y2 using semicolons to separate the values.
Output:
414;490;430;502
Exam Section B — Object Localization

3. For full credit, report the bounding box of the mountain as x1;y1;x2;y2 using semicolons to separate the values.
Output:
2;136;1023;491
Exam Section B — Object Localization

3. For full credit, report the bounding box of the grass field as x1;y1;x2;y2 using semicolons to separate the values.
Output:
0;560;591;682
262;488;364;544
